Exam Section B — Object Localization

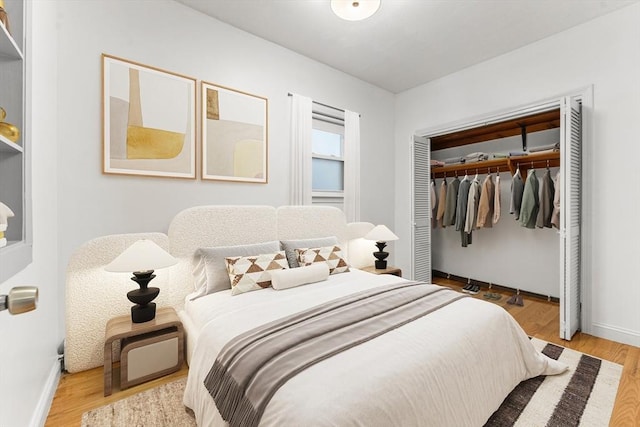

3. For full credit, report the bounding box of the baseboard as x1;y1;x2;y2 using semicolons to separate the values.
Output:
591;322;640;347
29;359;61;427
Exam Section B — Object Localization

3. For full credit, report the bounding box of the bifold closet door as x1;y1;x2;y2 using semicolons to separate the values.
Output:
560;96;582;340
412;136;431;282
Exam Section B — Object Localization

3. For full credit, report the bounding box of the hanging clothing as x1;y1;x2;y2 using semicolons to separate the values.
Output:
443;177;460;226
477;174;495;228
519;169;540;229
431;180;437;228
510;169;524;220
551;170;561;229
536;169;555;228
465;177;481;234
493;174;501;225
455;177;472;247
436;178;447;227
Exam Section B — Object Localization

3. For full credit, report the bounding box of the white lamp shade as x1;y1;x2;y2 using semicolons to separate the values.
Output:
104;239;177;273
331;0;380;21
364;225;398;242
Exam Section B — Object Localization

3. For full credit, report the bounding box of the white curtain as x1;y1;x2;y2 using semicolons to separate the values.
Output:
343;110;361;222
290;94;313;205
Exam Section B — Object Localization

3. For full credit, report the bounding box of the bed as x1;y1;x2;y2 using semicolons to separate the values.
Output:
65;205;566;426
171;207;566;426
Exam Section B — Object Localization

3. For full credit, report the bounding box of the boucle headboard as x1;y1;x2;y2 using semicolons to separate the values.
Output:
65;205;355;373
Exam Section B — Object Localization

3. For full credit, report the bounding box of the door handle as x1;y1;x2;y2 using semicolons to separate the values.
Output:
0;286;38;315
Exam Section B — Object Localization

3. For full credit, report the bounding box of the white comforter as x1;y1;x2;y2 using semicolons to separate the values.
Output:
183;270;567;427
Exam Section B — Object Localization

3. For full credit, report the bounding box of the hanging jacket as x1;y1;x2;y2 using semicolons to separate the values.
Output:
519;169;540;229
477;174;495;228
493;174;501;225
455;177;472;247
465;177;481;233
443;177;460;226
510;169;525;220
536;169;555;228
436;179;447;227
431;180;437;228
551;171;561;229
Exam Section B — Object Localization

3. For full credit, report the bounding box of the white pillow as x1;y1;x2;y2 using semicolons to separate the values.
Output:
271;263;330;290
191;240;280;299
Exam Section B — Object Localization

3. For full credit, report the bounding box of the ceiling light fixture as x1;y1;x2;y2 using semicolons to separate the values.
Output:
331;0;380;21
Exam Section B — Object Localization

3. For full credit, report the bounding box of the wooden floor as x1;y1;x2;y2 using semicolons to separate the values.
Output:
46;280;640;426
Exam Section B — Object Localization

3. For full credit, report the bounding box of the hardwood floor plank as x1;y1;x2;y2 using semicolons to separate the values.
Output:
46;281;639;426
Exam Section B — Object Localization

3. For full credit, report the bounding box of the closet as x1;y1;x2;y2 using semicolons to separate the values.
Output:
413;96;582;340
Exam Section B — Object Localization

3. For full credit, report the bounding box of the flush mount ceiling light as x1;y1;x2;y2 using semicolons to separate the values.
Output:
331;0;381;21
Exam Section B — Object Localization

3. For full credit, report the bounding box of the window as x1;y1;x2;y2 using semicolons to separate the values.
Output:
311;112;344;209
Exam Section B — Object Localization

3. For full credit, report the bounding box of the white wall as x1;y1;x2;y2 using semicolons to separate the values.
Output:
431;130;560;298
55;0;395;320
0;1;60;426
394;3;640;346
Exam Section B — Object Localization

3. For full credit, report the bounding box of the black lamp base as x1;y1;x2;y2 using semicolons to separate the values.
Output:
375;259;388;269
131;302;156;323
127;271;160;323
373;241;389;270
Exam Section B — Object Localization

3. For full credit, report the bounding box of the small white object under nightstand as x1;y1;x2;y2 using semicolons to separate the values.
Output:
361;265;402;277
103;306;184;396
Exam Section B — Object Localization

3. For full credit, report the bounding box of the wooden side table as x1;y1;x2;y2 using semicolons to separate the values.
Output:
103;306;184;396
361;265;402;277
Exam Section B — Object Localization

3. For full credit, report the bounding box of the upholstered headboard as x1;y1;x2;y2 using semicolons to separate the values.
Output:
65;205;368;373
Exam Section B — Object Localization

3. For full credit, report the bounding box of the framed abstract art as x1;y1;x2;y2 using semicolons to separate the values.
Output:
201;81;268;183
102;54;196;178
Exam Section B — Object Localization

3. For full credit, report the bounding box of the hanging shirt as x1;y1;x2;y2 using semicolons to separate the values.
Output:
510;169;525;220
493;174;501;225
536;169;555;228
465;177;481;233
436;179;447;227
477;174;495;228
551;170;561;229
519;169;540;229
431;180;437;228
455;177;472;247
443;177;460;226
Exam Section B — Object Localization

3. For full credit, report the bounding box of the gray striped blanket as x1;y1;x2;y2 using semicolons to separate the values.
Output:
204;281;466;427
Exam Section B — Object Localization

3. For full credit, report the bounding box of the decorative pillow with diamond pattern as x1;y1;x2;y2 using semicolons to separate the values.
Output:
225;251;288;295
294;245;350;275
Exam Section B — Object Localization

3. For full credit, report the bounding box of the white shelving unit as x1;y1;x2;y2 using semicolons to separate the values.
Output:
0;0;30;282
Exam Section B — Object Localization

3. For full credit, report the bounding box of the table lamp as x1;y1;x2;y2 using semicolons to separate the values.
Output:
105;239;177;323
364;225;399;269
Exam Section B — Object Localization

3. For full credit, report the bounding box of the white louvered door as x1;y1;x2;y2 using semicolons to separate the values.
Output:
560;96;582;340
412;136;431;282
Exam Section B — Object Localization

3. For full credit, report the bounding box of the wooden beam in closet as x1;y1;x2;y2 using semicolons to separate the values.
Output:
431;109;560;151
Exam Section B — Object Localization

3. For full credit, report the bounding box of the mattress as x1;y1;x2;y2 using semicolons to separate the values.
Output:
182;269;567;426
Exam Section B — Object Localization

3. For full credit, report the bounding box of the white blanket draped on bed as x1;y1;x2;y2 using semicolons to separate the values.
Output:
183;270;567;427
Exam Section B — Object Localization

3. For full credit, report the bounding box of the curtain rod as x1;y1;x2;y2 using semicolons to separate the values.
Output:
287;93;360;117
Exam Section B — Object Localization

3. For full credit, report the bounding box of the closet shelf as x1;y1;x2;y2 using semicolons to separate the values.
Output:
431;150;560;178
430;109;560;151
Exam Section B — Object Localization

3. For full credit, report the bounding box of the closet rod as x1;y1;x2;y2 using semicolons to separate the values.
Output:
287;93;361;117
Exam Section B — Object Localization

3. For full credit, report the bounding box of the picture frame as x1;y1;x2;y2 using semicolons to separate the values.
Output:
201;81;268;183
102;54;197;179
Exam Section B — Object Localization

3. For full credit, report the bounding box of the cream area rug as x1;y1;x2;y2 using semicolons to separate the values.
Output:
82;338;622;427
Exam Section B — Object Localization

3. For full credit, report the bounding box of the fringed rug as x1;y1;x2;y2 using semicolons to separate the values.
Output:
81;338;622;427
